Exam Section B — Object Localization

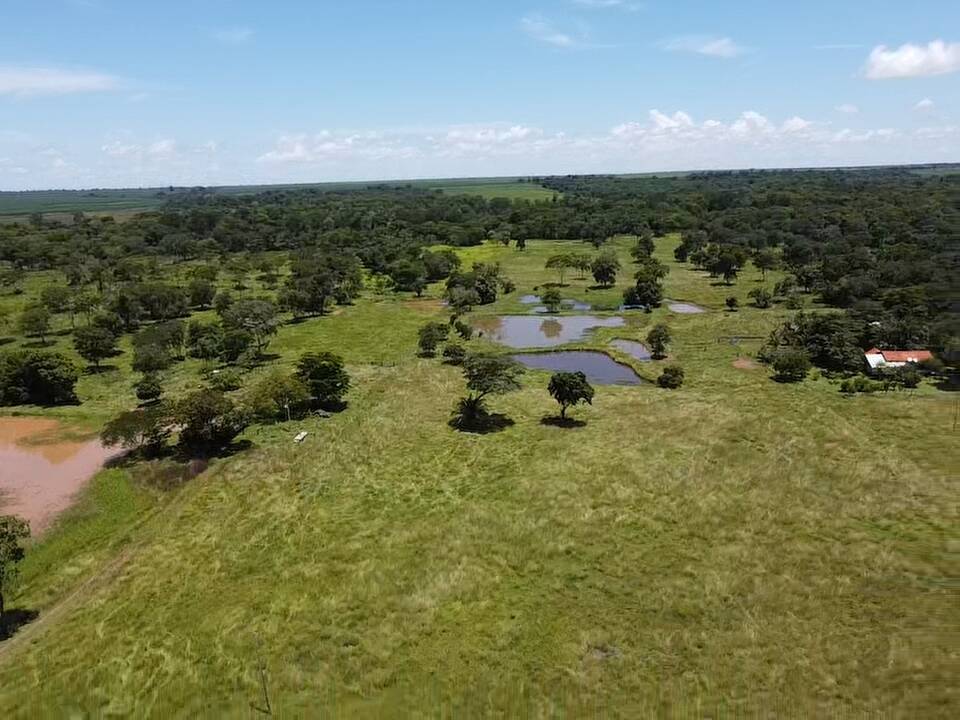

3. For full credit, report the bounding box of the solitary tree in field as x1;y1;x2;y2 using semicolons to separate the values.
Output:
726;296;739;312
0;515;30;621
19;305;51;345
646;323;671;359
657;365;685;389
548;371;595;420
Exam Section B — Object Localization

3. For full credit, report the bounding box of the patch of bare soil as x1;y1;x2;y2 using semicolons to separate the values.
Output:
733;358;760;370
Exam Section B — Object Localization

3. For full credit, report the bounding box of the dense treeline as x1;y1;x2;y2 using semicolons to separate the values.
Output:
0;167;956;388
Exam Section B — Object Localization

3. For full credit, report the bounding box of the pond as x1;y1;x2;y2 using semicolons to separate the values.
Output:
511;351;644;385
667;301;706;314
0;417;115;533
610;339;652;361
473;315;625;347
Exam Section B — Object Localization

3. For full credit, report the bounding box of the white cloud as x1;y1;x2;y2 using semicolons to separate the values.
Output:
835;103;859;114
520;14;576;48
0;65;119;96
864;40;960;79
913;97;935;112
662;35;746;58
258;131;420;164
571;0;642;11
213;27;254;45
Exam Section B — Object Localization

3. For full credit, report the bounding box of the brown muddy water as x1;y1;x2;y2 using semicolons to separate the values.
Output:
0;417;115;533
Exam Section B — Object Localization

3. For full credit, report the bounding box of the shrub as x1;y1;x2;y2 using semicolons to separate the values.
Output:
207;369;243;392
541;289;563;313
772;348;812;382
296;352;350;407
657;365;684;389
417;322;449;357
726;296;739;311
748;287;773;308
442;344;467;365
134;373;163;403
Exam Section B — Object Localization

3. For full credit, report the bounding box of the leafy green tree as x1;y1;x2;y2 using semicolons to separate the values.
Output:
657;365;685;389
548;371;594;420
541;289;563;313
726;296;739;311
222;300;279;354
0;350;78;406
73;326;118;369
423;249;461;281
134;373;163;403
101;405;172;455
186;321;225;360
417;322;450;357
40;285;72;317
591;252;620;287
246;370;310;421
388;259;428;295
18;305;51;344
453;319;473;340
0;515;30;620
772;348;812;382
220;329;253;364
174;390;250;453
753;248;779;280
451;353;524;430
646;323;671;359
545;254;572;284
630;233;655;260
132;344;171;374
188;278;216;308
296;352;350;408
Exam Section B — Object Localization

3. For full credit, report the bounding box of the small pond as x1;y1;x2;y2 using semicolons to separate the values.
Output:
667;301;705;314
473;315;625;348
511;351;644;385
0;417;115;533
610;339;652;361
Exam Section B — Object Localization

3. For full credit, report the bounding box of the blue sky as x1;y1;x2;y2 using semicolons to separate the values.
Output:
1;0;958;189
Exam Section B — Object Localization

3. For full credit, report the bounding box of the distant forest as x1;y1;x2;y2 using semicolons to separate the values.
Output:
1;167;957;362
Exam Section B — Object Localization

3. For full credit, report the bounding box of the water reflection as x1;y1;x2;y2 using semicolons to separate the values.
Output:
474;315;625;348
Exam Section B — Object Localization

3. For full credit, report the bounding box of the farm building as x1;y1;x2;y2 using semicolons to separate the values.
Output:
864;347;933;371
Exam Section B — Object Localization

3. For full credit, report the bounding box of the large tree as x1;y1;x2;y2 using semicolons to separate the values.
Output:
296;352;351;408
452;353;524;430
73;326;118;369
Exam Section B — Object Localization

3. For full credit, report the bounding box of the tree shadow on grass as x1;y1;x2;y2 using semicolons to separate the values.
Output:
0;609;39;641
21;340;51;349
448;413;515;435
540;415;587;429
0;337;15;347
84;364;120;375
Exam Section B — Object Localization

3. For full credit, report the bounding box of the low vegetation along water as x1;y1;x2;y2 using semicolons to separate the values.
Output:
511;351;643;385
0;417;113;533
473;315;625;347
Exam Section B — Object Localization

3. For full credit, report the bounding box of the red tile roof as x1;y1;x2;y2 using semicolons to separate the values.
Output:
865;348;933;363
